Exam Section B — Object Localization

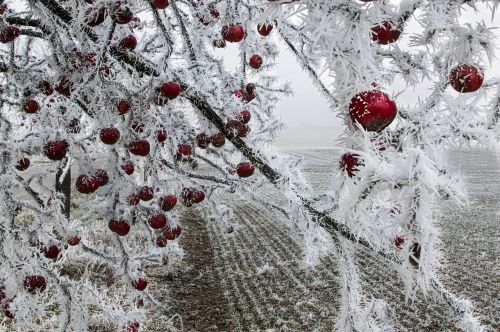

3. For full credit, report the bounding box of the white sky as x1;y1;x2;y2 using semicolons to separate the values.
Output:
5;1;499;148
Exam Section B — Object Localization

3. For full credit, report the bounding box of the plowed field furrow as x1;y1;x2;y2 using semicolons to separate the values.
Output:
206;218;268;330
157;149;497;331
232;206;329;328
158;213;235;332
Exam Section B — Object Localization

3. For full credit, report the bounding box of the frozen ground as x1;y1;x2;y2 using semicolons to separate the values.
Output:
5;149;499;331
161;148;499;331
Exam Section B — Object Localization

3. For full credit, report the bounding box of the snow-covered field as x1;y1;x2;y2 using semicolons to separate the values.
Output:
159;148;499;331
6;149;499;331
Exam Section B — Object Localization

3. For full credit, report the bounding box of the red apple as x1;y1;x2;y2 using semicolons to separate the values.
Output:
163;225;181;240
108;219;130;236
128;194;140;206
339;153;361;177
257;23;273;36
349;90;397;132
238;123;249;138
159;195;177;211
236;162;255;178
15;158;30;171
225;119;242;139
234;89;245;99
148;214;167;229
44;140;68;160
132;278;147;291
85;7;107;27
163;228;176;240
196;133;209;149
191;190;205;203
139;186;154;201
129;140;150;156
112;4;133;24
173;225;182;238
0;26;21;43
95;169;109;186
449;64;484;93
152;0;169;9
156;235;168;247
222;24;245;43
116;99;130;114
198;5;219;25
371;21;401;45
239;110;251;124
121;162;134;175
244;92;255;103
76;175;100;194
156;129;167;142
176;144;192;159
23;99;39;113
249;55;263;69
67;236;81;246
394;235;405;249
124;321;140;332
23;275;46;294
3;298;15;319
210;133;225;147
100;128;120;145
118;35;137;51
42;245;60;260
246;83;255;94
160;82;181;99
38;80;54;95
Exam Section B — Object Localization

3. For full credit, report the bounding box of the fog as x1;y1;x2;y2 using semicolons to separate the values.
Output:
4;1;499;148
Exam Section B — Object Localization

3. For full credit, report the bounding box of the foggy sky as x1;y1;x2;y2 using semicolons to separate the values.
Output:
5;1;499;148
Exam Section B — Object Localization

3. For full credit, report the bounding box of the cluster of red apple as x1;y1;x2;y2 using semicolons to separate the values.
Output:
337;1;484;255
339;63;484;178
0;276;45;318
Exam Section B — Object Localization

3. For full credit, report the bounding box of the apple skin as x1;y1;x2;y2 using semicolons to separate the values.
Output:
23;100;39;113
159;195;177;211
132;278;148;291
121;163;134;175
44;140;69;161
339;153;362;177
76;175;100;194
129;140;150;156
449;64;484;93
236;162;255;178
0;26;21;43
152;0;169;9
249;55;263;69
67;236;81;246
257;23;273;36
371;21;401;45
15;158;30;171
349;90;397;132
148;214;167;229
108;219;131;236
24;275;47;294
119;35;137;51
222;24;245;43
139;186;154;201
160;82;181;99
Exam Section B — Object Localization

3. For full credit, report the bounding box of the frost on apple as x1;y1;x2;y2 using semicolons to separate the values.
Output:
0;0;498;331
